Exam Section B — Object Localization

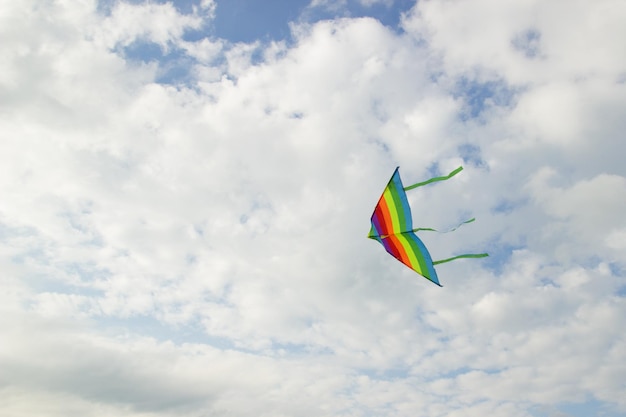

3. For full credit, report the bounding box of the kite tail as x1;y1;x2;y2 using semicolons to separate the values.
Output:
399;164;489;269
433;253;489;265
403;166;463;191
411;217;476;234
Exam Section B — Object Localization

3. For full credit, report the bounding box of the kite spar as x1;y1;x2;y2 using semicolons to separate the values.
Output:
368;166;488;286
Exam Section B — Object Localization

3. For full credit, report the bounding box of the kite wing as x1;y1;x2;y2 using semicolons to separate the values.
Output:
368;166;488;287
368;168;440;286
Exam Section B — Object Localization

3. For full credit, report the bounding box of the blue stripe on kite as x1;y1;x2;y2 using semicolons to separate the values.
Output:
403;232;440;285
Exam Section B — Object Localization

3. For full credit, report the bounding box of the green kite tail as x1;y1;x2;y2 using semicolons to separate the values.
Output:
411;217;476;234
403;166;464;191
433;253;489;265
403;166;488;266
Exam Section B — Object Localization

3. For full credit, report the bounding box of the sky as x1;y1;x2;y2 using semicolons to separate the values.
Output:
1;0;625;416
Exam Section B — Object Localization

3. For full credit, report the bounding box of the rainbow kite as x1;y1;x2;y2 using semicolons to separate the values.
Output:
368;166;488;286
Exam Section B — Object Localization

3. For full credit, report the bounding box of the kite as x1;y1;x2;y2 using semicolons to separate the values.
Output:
368;166;488;286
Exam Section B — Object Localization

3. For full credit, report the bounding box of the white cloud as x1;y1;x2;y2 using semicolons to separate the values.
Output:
97;2;206;50
527;169;626;263
308;0;349;13
358;0;394;7
402;0;626;84
1;0;625;416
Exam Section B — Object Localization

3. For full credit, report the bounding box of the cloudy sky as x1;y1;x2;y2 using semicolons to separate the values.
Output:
1;0;625;416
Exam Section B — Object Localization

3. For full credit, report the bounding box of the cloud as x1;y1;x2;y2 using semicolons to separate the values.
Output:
358;0;394;7
97;1;209;50
308;0;349;13
1;0;625;416
528;169;626;263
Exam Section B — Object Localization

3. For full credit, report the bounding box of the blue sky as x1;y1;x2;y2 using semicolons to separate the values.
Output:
211;0;310;42
104;0;416;42
203;0;414;42
1;1;626;417
120;0;419;84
